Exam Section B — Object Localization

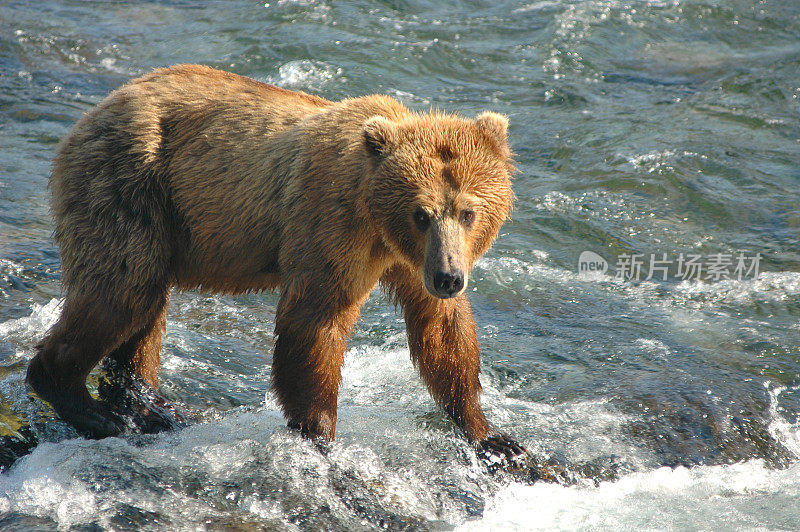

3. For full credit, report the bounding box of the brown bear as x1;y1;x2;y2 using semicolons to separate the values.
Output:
27;64;525;463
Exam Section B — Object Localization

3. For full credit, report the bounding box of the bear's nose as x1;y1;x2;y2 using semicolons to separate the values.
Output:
433;270;464;298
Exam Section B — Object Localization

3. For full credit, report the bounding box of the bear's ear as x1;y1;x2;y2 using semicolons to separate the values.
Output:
475;111;509;145
363;116;398;158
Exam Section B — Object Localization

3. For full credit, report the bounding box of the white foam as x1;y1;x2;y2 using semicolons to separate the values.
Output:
477;254;800;310
0;298;62;354
1;472;99;528
267;60;343;90
340;343;426;408
386;88;430;105
513;1;563;14
0;403;476;528
669;271;800;305
0;440;105;527
766;384;800;459
458;378;800;531
459;460;800;531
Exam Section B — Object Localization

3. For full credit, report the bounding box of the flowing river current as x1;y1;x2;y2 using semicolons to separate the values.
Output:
1;1;799;530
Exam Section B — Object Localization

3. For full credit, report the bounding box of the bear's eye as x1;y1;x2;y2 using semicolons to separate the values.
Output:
413;208;430;232
461;209;475;227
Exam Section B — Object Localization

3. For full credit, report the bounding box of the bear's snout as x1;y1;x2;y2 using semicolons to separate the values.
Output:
433;269;464;298
422;217;469;299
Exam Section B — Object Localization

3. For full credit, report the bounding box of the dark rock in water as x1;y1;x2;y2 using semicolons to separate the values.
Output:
0;426;37;473
514;451;577;485
621;387;797;469
0;513;59;531
494;450;623;487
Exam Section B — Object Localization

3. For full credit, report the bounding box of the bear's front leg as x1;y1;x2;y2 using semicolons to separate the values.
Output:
271;283;362;441
383;266;528;466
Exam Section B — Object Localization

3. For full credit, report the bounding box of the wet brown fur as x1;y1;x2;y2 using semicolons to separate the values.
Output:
28;64;514;442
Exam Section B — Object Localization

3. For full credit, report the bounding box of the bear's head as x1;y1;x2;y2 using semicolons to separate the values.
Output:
365;111;514;299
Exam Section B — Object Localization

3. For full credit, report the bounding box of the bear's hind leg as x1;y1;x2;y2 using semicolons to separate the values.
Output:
99;296;185;433
105;295;168;388
28;283;170;438
27;299;133;438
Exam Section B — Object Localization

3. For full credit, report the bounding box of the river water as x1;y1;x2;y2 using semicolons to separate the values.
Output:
1;1;799;530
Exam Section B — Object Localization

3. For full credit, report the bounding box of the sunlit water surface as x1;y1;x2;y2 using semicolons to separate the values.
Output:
1;1;799;530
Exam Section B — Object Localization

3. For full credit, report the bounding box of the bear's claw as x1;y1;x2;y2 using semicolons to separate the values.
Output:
477;434;529;470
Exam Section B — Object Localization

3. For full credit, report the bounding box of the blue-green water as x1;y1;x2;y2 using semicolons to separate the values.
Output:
1;1;799;529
